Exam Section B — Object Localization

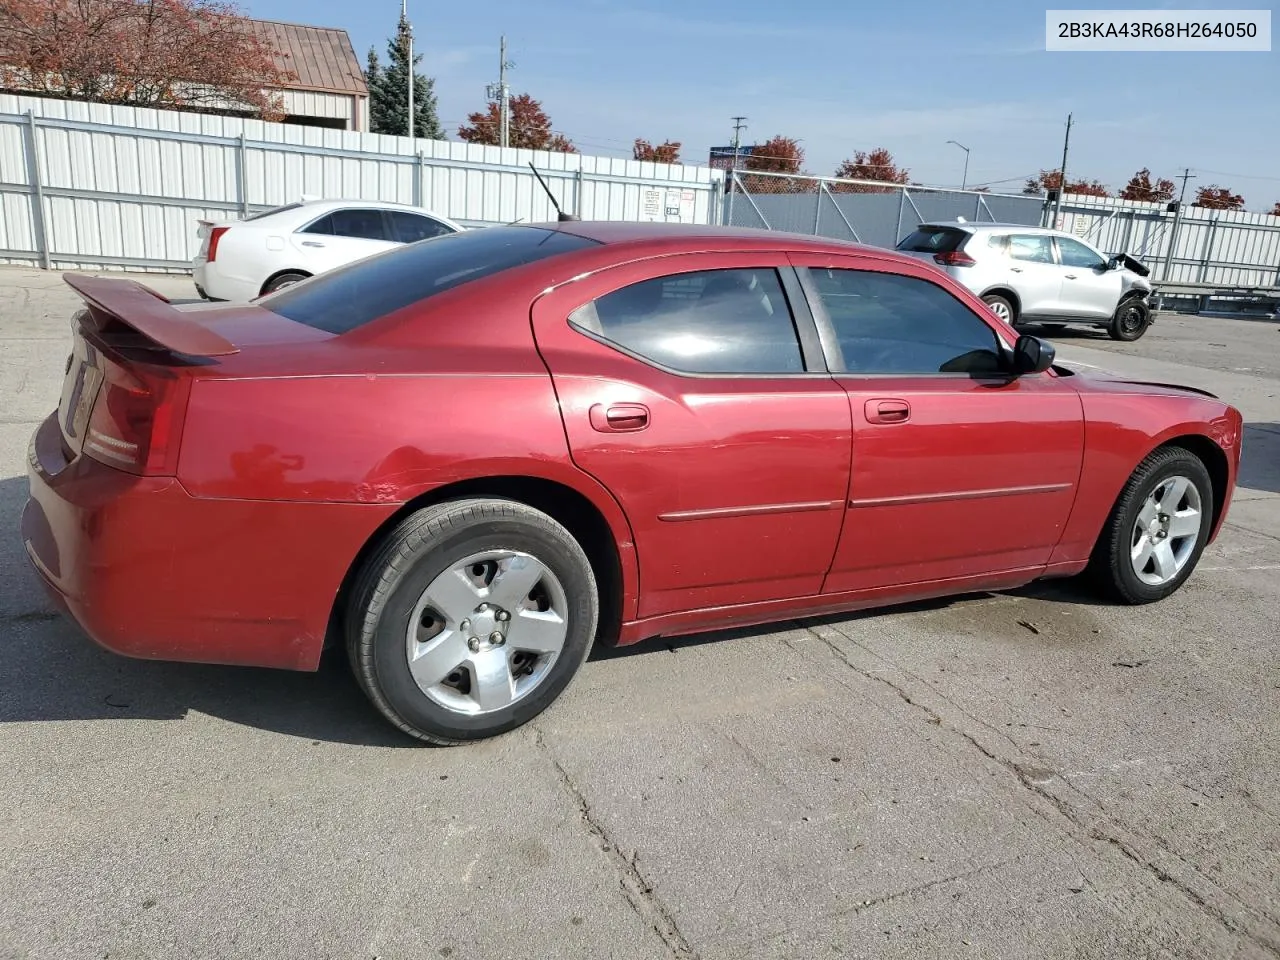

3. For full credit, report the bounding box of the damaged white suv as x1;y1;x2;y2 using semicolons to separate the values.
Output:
896;221;1155;341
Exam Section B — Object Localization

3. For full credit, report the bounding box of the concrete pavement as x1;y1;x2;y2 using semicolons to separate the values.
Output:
1;267;1276;960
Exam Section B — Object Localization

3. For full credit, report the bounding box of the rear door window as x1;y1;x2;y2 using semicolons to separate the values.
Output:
1008;234;1056;264
568;268;806;375
388;211;456;243
328;208;391;241
263;226;599;334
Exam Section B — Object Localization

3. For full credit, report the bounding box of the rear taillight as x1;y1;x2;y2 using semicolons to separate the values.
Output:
934;250;976;266
206;226;230;262
84;369;190;476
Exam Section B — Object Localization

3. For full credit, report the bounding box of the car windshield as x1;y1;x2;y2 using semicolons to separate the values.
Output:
895;227;968;253
262;226;600;334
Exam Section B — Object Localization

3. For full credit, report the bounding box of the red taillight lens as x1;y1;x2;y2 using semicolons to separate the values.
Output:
84;371;189;476
934;250;976;266
206;226;230;262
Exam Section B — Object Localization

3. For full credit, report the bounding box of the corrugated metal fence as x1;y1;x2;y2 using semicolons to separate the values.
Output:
1049;195;1280;288
725;170;1280;289
0;94;724;272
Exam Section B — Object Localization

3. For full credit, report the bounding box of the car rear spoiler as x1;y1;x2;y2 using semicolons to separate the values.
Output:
1108;252;1151;277
63;273;239;357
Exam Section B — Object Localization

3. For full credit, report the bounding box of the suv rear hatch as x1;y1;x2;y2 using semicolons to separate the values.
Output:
895;224;976;267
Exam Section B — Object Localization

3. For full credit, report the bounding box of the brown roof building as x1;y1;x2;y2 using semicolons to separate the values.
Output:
244;18;369;131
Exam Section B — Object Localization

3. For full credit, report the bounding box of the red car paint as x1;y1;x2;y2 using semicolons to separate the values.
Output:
23;223;1243;671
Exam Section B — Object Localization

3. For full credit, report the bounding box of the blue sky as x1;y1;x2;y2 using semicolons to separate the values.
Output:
245;0;1279;209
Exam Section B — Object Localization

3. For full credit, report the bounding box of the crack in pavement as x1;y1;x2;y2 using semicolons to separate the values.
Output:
802;624;1280;956
532;725;699;960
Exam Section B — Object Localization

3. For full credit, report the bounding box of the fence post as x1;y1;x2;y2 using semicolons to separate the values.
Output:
728;171;738;226
23;111;50;270
414;151;424;207
895;188;906;244
575;168;584;218
813;180;824;235
237;134;249;216
1197;217;1217;283
1161;202;1184;282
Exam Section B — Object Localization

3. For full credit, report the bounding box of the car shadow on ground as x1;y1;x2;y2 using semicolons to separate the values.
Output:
0;474;418;747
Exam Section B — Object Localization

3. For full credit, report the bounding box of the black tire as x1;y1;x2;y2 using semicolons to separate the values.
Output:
346;498;599;745
982;294;1016;327
1088;446;1214;605
1108;298;1151;341
261;271;310;295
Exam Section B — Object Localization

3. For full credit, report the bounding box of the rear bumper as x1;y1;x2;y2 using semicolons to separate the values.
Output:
192;261;256;303
23;413;395;671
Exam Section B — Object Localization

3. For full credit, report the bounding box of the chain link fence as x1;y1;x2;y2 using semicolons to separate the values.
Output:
722;170;1046;249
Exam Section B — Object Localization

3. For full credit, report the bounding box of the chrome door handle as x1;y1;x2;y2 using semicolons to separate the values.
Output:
589;403;649;432
1010;266;1023;272
301;241;325;247
1064;273;1077;279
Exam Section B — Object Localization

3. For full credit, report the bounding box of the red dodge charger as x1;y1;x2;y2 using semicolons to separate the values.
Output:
23;222;1243;744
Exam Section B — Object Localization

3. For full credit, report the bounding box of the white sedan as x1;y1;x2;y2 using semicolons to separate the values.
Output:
192;199;465;302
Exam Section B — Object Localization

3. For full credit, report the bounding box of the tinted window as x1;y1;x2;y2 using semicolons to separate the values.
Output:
896;227;967;253
1007;234;1055;264
389;211;455;243
568;268;804;375
805;268;1004;375
328;208;389;241
1057;236;1106;269
302;213;333;235
264;226;599;334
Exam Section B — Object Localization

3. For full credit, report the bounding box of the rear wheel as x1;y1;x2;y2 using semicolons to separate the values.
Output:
1089;447;1213;604
1109;298;1151;341
261;271;309;295
982;294;1015;326
346;498;599;744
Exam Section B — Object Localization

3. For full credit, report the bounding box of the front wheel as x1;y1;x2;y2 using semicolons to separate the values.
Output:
1109;298;1151;341
1089;447;1214;604
347;498;600;744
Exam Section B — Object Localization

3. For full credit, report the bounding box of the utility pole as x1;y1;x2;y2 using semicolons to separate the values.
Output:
1162;167;1196;282
486;37;514;149
730;116;748;169
403;0;414;149
1051;112;1072;227
1176;167;1196;206
727;116;747;224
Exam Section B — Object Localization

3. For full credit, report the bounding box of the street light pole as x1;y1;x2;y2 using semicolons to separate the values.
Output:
946;140;970;190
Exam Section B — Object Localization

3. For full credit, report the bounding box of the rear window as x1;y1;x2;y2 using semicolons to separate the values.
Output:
243;202;305;222
896;227;968;254
262;226;600;334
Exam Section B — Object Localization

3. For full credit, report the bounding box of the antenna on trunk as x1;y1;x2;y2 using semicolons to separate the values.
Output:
528;163;579;221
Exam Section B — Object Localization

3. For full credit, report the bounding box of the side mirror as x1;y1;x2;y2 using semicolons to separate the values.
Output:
1013;334;1056;375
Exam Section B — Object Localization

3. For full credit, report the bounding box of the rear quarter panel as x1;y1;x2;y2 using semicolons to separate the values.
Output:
1050;382;1242;564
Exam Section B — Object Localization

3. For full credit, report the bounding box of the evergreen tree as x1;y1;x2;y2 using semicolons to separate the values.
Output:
366;12;442;140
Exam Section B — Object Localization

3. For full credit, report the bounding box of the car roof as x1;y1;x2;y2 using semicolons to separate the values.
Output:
241;198;457;227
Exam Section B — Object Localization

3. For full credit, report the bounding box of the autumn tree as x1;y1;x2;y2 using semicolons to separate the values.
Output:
1194;184;1245;210
1118;168;1175;203
633;138;681;164
831;147;910;194
1023;170;1111;197
733;135;814;193
0;0;293;119
366;10;442;139
457;93;575;152
1271;202;1280;217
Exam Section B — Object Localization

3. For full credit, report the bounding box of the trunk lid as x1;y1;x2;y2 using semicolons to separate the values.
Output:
55;274;327;469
